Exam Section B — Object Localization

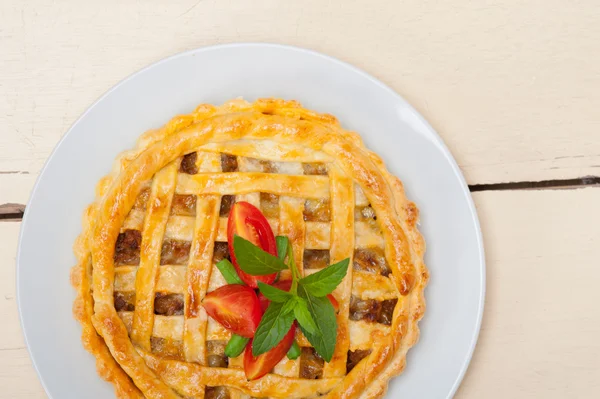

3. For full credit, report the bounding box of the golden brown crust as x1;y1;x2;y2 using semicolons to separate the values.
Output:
71;207;145;399
71;98;428;399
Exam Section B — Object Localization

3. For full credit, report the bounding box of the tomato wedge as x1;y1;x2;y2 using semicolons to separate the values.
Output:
202;285;263;338
328;293;340;313
228;201;278;288
244;323;297;380
258;280;339;312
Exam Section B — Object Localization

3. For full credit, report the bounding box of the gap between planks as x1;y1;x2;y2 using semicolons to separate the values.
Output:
469;176;600;192
1;176;599;221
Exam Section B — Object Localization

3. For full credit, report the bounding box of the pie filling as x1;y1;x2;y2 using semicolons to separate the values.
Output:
180;152;199;175
160;239;191;265
346;349;372;374
206;341;229;368
150;336;183;360
114;229;142;266
353;247;392;276
259;192;280;218
171;194;197;216
303;249;330;269
212;242;230;263
114;291;135;312
302;162;328;176
220;153;238;173
303;199;331;222
205;386;230;399
154;293;184;316
219;195;235;217
349;296;398;326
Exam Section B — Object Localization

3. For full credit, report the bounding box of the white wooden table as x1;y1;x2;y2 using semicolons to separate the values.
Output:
1;1;599;397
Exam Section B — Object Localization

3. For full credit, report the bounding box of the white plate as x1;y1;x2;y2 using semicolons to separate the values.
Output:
17;43;485;399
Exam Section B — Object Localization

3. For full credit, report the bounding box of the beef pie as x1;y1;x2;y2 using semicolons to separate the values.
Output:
70;98;428;398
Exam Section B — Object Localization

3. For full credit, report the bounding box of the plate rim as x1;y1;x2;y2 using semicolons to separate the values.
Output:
16;42;486;399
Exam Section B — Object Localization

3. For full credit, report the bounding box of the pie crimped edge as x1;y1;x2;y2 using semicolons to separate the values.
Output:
70;98;428;399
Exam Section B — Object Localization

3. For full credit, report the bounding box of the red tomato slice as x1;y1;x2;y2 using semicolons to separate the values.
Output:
327;294;340;313
228;202;278;288
258;280;340;313
244;323;297;380
202;285;263;338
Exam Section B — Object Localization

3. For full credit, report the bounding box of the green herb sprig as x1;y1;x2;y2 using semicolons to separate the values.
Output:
215;257;304;359
233;235;349;361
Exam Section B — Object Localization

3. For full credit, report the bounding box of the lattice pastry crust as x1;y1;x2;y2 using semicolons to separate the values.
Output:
70;98;428;399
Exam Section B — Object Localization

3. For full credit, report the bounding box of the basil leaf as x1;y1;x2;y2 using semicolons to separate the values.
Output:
215;259;244;285
276;236;289;262
297;285;337;362
252;299;296;356
299;258;349;297
286;340;301;360
233;235;288;275
281;295;299;315
293;297;318;335
224;334;249;357
281;235;300;281
257;281;293;303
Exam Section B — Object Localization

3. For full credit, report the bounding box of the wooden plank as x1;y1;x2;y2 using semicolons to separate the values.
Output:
2;187;600;397
0;223;45;398
0;203;26;220
0;348;45;399
1;0;600;205
457;187;600;398
0;174;36;206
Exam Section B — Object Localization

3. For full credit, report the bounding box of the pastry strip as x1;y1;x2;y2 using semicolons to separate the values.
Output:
139;350;342;399
199;140;333;163
182;195;220;362
131;161;178;350
235;156;261;208
181;152;222;399
273;195;306;378
115;266;186;293
176;172;330;199
324;165;355;378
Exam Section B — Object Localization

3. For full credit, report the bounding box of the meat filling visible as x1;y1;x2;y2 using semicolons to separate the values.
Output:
154;293;184;316
220;153;238;172
160;239;191;265
180;152;198;174
353;247;391;276
170;194;197;216
114;229;142;265
302;163;328;175
150;337;183;360
114;291;135;312
212;242;230;264
257;159;277;173
303;249;330;270
219;195;235;217
299;347;324;379
303;199;331;222
207;341;229;368
349;295;381;322
260;192;279;218
349;296;398;326
346;349;372;373
378;299;398;325
205;387;230;399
